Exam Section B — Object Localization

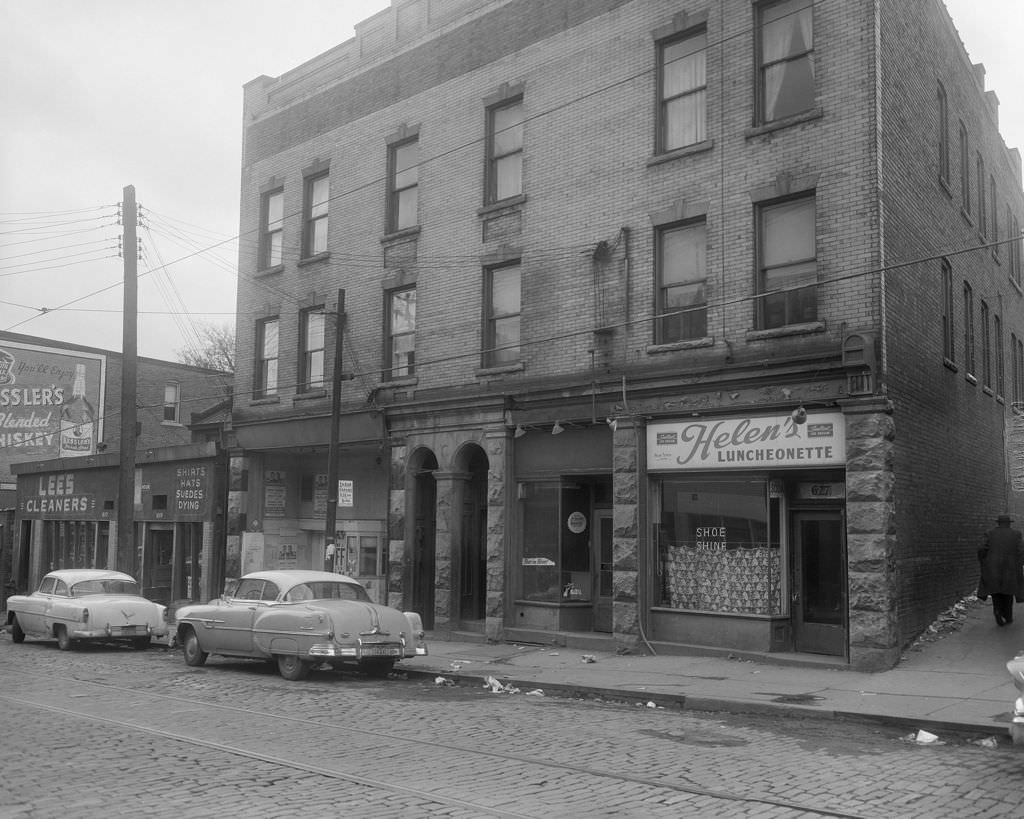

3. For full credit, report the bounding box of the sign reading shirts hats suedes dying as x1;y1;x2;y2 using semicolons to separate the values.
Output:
0;341;106;475
646;412;846;471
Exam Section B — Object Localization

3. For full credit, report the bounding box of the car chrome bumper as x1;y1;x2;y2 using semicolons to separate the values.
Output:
71;624;167;639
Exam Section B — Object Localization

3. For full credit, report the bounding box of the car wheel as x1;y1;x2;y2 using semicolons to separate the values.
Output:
55;625;74;651
182;629;208;667
10;617;25;644
361;659;396;678
131;636;151;651
276;654;312;681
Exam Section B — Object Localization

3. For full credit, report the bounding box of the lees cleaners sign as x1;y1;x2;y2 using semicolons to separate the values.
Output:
647;413;846;471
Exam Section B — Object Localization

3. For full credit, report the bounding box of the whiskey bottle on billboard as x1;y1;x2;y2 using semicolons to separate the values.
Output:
59;363;96;456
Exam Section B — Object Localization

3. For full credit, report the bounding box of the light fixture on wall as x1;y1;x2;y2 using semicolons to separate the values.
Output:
606;416;618;433
791;406;807;425
551;421;565;435
514;425;527;438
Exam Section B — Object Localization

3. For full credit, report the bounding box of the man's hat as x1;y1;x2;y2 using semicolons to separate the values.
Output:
998;514;1014;524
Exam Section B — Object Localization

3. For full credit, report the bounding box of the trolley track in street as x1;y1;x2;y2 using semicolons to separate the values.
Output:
0;663;869;819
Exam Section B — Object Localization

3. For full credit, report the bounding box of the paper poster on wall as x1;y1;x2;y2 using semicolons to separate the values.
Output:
241;531;265;573
264;469;286;517
278;543;297;569
338;479;354;507
313;473;328;515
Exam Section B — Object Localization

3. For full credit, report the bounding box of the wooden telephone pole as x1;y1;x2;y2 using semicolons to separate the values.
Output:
324;289;346;571
117;185;138;575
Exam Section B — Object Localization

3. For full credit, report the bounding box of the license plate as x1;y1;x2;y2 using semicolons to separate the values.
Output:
361;645;401;657
114;625;141;635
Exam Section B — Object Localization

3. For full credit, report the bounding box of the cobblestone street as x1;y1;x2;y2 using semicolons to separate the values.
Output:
2;638;1024;817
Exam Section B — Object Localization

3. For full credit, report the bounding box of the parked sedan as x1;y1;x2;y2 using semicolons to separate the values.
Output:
174;570;428;681
6;569;168;650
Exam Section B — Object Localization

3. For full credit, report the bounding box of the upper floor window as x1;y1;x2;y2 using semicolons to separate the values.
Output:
483;261;521;367
657;220;707;342
388;138;419;232
486;99;523;203
981;300;991;389
941;258;954;362
959;123;970;213
976;154;986;237
756;195;816;329
386;287;417;379
996;313;1005;396
990;176;998;253
658;29;707;152
757;0;814;123
1010;211;1022;286
260;189;284;269
299;307;326;392
256;317;279;398
163;382;180;423
963;281;975;377
937;82;949;184
303;173;329;257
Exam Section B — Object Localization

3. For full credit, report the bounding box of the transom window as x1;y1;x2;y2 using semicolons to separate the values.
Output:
260;189;284;269
303;173;329;257
756;195;817;329
758;0;814;123
657;221;707;342
486;99;523;203
658;29;706;152
299;307;326;392
483;261;521;367
388;138;419;232
256;317;279;398
386;287;416;379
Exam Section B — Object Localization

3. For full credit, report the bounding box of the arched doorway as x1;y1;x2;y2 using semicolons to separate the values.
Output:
456;444;489;627
410;449;438;629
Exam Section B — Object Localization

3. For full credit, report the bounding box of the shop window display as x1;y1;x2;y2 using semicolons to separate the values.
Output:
657;477;782;615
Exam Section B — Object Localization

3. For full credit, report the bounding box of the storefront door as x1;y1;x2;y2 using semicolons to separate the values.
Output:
792;511;846;656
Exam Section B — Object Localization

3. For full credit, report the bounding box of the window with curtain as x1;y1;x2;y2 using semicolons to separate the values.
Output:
758;0;814;123
756;195;817;329
260;189;284;269
388;138;419;232
483;261;521;367
386;287;416;378
658;29;706;151
256;317;279;398
657;220;707;342
486;99;523;203
163;382;180;423
299;307;325;392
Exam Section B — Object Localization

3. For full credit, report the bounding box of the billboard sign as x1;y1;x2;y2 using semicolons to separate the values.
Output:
0;340;106;479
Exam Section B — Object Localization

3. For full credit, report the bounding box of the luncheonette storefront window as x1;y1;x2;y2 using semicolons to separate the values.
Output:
657;477;782;615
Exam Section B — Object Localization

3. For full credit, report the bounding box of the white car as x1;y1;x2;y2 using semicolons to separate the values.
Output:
6;569;168;651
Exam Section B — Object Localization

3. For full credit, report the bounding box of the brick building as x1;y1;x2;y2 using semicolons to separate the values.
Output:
0;331;233;605
230;0;1024;669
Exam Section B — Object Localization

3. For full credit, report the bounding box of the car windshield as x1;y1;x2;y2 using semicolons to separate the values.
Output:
71;579;140;597
282;581;372;603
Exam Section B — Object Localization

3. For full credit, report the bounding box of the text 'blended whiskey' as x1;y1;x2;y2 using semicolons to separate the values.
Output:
58;363;96;456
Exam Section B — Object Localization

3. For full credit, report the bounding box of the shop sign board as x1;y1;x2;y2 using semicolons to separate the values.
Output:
647;412;846;471
0;340;106;477
17;470;118;519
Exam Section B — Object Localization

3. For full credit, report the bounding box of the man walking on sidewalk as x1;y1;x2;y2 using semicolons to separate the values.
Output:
978;514;1024;626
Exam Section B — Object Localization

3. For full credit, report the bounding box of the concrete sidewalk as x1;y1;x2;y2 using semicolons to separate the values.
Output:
397;598;1024;741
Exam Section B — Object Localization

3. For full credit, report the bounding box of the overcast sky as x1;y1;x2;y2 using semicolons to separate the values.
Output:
0;0;1021;364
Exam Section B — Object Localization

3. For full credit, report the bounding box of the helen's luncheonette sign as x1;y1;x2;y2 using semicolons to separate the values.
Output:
647;413;846;471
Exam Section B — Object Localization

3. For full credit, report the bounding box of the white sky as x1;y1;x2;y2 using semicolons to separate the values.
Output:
0;0;1021;363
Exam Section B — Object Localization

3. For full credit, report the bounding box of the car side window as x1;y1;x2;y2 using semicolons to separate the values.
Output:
234;579;265;600
37;577;57;595
54;580;70;597
285;584;314;602
260;582;280;601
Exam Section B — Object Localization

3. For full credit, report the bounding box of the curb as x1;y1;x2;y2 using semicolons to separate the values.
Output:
398;666;1006;741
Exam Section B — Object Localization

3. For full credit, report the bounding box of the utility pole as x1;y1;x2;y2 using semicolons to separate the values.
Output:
324;289;346;572
117;185;138;576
